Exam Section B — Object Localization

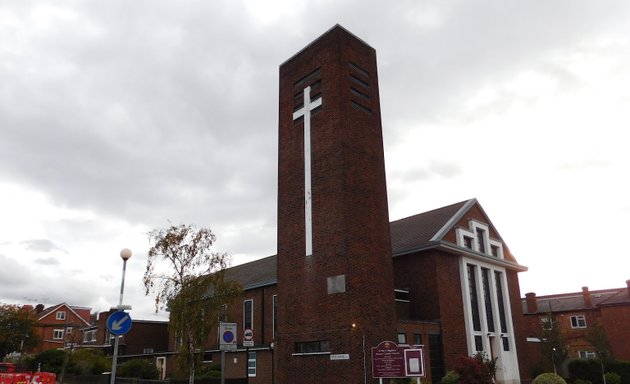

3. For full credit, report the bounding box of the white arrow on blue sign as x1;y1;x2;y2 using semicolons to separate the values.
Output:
107;311;133;335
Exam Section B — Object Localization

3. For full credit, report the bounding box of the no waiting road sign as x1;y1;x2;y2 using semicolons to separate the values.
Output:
220;322;237;351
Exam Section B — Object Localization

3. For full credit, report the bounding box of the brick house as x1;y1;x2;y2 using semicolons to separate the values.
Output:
521;282;630;374
30;303;92;353
28;303;169;374
80;309;169;357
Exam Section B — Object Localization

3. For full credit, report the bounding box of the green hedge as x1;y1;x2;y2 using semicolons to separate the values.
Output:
568;359;630;384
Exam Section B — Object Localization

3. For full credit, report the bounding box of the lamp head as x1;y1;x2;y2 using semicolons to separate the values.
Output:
120;248;132;261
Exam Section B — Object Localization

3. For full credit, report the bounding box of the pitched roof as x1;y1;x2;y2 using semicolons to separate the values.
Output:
227;198;514;290
522;287;630;314
390;199;473;255
37;302;92;325
223;255;277;290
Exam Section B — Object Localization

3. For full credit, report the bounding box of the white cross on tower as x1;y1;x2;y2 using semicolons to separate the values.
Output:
293;85;322;257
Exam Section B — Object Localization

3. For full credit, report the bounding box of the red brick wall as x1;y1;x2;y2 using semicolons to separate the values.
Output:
599;305;630;360
277;26;396;383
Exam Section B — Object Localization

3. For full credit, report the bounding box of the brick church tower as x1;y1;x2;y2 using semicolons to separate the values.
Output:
276;25;397;383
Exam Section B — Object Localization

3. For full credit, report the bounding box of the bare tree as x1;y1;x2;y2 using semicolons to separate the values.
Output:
143;224;241;384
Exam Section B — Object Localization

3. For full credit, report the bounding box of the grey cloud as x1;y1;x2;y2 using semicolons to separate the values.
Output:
35;257;61;266
20;239;65;253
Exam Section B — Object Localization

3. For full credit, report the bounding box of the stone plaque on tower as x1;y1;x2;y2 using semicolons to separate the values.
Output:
276;25;397;383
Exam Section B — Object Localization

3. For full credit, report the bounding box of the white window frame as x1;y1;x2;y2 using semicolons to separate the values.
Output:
579;351;596;359
456;220;504;258
570;315;587;329
56;311;66;320
397;332;407;345
459;257;515;356
83;329;97;343
248;351;257;377
53;329;65;340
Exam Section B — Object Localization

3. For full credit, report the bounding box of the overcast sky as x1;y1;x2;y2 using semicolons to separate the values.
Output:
1;1;629;320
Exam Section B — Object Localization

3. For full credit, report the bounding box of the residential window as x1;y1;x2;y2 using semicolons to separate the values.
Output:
464;236;473;249
53;329;65;340
570;315;587;329
476;228;486;253
540;317;553;330
491;245;499;257
295;340;330;354
397;332;407;345
83;330;97;343
273;295;278;339
579;351;596;359
244;299;253;330
56;311;66;320
248;352;257;377
143;348;154;354
413;333;422;346
66;327;73;334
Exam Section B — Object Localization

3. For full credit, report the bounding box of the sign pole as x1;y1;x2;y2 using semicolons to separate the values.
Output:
246;347;249;384
110;249;132;384
220;350;225;384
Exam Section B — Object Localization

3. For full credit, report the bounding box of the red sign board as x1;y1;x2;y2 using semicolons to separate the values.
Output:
404;348;425;377
371;341;406;378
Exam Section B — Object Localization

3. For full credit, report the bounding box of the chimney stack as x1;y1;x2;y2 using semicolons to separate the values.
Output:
582;286;592;307
526;292;538;313
626;279;630;297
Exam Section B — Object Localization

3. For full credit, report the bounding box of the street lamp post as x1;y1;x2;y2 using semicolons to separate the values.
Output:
110;248;132;384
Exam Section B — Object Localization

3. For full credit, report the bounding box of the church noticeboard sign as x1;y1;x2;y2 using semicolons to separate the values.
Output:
372;341;425;378
372;341;405;378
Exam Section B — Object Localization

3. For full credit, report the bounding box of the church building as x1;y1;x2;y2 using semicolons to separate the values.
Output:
201;25;528;384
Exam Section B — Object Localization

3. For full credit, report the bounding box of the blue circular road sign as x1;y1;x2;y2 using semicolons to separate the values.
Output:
223;330;234;343
107;311;133;335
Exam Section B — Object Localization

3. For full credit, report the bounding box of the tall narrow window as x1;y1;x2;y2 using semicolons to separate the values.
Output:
244;299;253;330
476;228;486;253
413;333;422;346
273;295;278;338
495;271;508;333
248;352;257;377
428;334;445;384
482;268;495;332
467;264;481;332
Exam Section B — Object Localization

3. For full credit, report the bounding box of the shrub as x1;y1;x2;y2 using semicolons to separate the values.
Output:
27;349;67;374
573;380;591;384
117;359;159;379
453;353;497;384
441;370;460;384
570;359;607;383
67;349;109;375
532;372;567;384
606;372;622;384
